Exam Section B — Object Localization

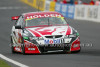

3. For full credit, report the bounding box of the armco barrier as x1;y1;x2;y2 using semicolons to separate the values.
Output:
21;0;75;19
36;0;45;11
21;0;100;23
74;5;100;23
21;0;28;3
21;0;36;8
55;3;75;19
21;0;45;11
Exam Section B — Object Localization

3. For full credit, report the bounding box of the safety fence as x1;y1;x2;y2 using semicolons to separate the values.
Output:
21;0;100;23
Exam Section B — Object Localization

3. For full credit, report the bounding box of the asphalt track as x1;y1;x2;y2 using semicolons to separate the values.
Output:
0;0;100;67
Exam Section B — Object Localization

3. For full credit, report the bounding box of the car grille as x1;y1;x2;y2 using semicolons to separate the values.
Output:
45;35;62;39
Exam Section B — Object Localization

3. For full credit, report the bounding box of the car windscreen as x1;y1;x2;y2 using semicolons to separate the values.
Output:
25;17;67;27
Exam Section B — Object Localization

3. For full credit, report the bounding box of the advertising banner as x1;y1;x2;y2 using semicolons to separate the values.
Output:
49;1;56;11
55;3;62;13
74;5;87;20
74;5;100;22
98;6;100;22
87;5;99;22
55;3;75;19
67;4;75;19
45;1;50;11
61;4;68;17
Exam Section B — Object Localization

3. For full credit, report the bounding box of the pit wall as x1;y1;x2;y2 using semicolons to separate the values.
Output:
21;0;100;23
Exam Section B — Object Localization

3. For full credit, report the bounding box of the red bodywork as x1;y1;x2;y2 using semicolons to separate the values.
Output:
12;12;81;54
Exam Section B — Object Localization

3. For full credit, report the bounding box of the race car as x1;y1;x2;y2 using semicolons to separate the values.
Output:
10;11;81;54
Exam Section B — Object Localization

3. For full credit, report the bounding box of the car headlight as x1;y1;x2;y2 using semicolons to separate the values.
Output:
23;30;44;40
29;36;44;40
23;33;30;40
64;33;79;38
69;34;76;37
29;36;38;40
64;35;68;38
69;33;79;38
23;30;31;37
23;30;36;40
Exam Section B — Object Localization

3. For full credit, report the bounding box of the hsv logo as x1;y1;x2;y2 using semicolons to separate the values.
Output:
44;39;61;44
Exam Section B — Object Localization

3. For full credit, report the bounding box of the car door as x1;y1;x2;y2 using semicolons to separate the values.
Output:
12;16;24;47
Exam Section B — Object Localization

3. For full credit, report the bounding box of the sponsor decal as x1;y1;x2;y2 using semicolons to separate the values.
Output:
28;48;35;50
15;47;21;51
28;26;67;36
70;37;80;51
44;39;61;44
26;14;62;20
44;38;71;45
24;40;41;53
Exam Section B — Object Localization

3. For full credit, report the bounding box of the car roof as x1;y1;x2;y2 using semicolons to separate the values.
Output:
22;11;63;17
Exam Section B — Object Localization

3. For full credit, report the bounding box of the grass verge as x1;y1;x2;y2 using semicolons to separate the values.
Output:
0;59;11;67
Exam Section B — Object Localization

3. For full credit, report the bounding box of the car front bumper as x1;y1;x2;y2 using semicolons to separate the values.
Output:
24;37;81;54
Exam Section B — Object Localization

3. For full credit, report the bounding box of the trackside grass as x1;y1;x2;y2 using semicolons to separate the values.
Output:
0;59;11;67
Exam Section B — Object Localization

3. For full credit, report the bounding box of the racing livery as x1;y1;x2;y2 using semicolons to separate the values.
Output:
10;12;81;54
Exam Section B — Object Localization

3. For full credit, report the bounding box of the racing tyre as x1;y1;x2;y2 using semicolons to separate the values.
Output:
71;49;81;53
11;46;16;54
21;37;26;55
21;45;26;55
65;49;81;54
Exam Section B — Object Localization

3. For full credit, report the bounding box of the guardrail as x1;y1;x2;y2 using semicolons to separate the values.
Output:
21;0;46;11
21;0;100;23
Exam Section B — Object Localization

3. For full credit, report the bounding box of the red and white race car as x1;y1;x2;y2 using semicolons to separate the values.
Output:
10;12;81;54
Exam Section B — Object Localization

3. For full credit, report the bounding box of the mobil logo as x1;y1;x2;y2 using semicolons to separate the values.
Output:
44;39;61;44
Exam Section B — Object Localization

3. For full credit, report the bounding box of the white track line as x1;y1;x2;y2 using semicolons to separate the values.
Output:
0;54;29;67
0;7;28;10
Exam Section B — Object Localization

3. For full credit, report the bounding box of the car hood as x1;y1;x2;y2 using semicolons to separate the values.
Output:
26;25;73;37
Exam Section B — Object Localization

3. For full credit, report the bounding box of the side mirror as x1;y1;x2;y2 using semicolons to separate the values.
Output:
11;16;19;20
15;25;22;29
